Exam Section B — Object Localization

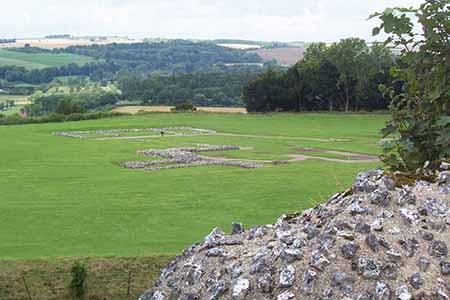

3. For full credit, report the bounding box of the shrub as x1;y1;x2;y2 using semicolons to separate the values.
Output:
171;101;197;112
372;0;450;172
70;261;87;299
0;111;130;126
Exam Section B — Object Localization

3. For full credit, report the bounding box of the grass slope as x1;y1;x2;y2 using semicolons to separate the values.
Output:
0;49;93;69
0;113;387;260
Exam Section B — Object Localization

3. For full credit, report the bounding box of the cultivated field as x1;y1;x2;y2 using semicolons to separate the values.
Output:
218;43;261;50
112;105;248;114
0;49;93;69
248;47;305;66
0;94;31;105
0;113;387;261
0;37;143;49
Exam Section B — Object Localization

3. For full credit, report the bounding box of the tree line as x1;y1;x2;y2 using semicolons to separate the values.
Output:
64;40;263;74
243;38;395;112
118;71;260;107
0;40;264;87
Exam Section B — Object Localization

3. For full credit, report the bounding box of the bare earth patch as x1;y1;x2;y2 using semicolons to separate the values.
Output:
111;106;247;114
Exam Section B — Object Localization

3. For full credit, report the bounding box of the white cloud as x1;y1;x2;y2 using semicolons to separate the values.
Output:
0;0;422;42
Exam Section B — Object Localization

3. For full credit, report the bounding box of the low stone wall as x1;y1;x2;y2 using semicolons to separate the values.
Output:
121;144;263;171
139;164;450;299
53;127;217;139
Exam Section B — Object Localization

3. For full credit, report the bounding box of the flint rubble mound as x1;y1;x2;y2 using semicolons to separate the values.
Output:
140;164;450;300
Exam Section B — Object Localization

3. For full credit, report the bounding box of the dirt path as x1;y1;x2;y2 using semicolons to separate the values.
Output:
216;133;350;142
96;132;350;142
286;154;379;163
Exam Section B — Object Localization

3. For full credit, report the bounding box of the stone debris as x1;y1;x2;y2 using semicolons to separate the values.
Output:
53;127;217;139
139;168;450;300
120;144;264;171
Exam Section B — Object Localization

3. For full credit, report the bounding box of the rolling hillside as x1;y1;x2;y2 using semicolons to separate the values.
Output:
0;49;93;69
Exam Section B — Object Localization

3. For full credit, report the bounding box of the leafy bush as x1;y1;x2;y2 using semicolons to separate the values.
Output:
25;83;121;116
372;0;450;172
70;261;87;299
171;101;197;112
0;111;129;126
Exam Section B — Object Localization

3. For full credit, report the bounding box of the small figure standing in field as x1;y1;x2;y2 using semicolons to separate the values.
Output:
160;131;165;137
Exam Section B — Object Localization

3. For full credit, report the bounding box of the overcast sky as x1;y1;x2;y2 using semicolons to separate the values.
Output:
1;0;422;42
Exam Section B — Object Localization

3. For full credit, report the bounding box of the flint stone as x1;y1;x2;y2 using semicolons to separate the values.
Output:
231;222;244;235
354;171;380;193
300;269;317;295
370;188;392;207
386;249;402;262
400;208;420;224
402;238;420;257
310;249;330;271
206;247;225;257
398;187;417;206
375;282;391;300
379;175;396;191
341;242;360;259
280;265;296;287
371;219;383;231
396;285;412;300
232;278;250;300
355;222;371;234
281;248;302;263
409;272;424;289
425;198;449;218
209;280;228;300
277;291;295;300
441;261;450;276
332;272;355;293
355;257;381;279
417;256;430;272
257;273;273;293
437;171;450;185
366;234;380;252
429;240;448;258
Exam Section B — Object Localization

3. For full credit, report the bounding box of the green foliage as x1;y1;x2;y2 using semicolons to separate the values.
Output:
243;39;394;112
70;261;87;299
0;111;129;125
372;0;450;171
171;101;197;112
118;71;259;107
25;83;121;116
65;40;262;75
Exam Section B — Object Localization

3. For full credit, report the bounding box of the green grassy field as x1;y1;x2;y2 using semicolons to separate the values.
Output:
0;49;93;69
0;113;388;260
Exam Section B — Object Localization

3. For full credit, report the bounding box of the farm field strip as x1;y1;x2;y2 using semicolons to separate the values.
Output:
112;106;248;114
0;49;93;69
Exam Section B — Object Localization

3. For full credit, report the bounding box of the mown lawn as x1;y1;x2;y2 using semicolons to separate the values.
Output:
0;113;387;260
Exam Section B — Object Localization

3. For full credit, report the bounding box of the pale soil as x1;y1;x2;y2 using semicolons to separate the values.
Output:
112;106;248;114
286;154;379;163
217;44;261;50
248;47;305;66
0;37;143;49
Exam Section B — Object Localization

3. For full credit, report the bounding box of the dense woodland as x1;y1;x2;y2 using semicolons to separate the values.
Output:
118;71;259;106
0;40;263;87
243;38;395;112
0;39;16;44
64;40;262;74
